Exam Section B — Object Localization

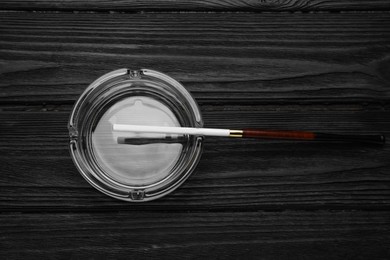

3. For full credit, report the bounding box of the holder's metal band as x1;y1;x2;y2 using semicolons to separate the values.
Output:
229;130;243;138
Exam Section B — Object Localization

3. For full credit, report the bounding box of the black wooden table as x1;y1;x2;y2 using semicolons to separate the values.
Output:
1;1;390;259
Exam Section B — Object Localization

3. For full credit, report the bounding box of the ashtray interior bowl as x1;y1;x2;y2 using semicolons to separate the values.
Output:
68;69;203;201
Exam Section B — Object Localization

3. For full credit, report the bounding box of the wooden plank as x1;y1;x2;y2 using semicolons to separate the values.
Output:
1;211;389;258
0;12;389;106
0;0;389;12
1;110;389;211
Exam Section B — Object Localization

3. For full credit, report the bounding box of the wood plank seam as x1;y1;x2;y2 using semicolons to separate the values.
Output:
1;0;390;13
1;9;390;14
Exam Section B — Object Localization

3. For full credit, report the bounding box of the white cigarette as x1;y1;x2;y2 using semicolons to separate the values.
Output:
113;124;238;137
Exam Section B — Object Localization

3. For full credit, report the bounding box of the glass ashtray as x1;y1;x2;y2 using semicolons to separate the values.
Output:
68;69;204;201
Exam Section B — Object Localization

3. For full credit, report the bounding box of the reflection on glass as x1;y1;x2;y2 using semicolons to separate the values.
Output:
92;96;183;186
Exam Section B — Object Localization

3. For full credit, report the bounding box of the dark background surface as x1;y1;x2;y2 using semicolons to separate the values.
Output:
1;1;390;259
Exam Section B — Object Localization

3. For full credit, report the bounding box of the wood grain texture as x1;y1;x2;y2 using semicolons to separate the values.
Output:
1;11;390;259
1;0;390;11
1;211;389;259
1;13;389;107
0;12;389;210
1;110;389;211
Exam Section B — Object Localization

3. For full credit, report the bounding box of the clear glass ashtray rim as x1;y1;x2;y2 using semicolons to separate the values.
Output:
68;68;204;202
